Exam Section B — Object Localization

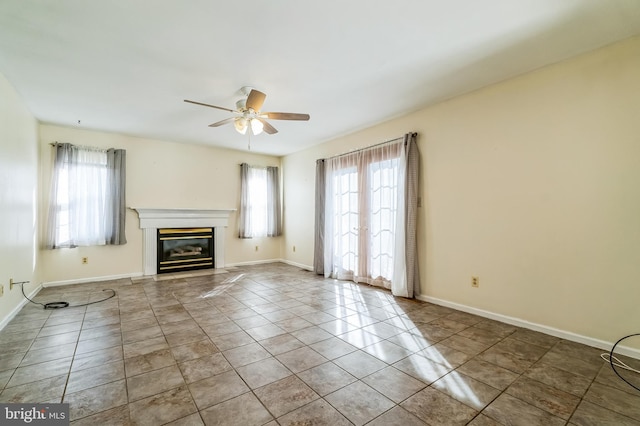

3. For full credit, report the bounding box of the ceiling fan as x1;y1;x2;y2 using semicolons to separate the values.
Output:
184;87;310;136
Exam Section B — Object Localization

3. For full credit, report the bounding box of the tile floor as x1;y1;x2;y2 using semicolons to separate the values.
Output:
1;262;639;425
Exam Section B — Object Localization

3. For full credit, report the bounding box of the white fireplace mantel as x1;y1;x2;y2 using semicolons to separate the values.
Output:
132;208;236;276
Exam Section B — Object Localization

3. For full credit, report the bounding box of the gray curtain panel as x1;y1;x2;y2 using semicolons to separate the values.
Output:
266;166;282;237
313;159;326;275
404;132;420;298
106;148;127;245
239;163;251;238
45;143;73;249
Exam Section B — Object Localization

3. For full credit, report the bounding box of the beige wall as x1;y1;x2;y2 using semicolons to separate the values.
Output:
39;125;282;283
0;72;40;326
282;36;640;348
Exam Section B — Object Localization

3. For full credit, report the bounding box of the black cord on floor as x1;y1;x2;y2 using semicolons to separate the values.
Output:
609;333;640;392
18;281;116;309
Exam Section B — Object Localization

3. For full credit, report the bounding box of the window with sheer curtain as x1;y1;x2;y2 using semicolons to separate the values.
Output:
324;141;403;290
46;143;127;249
315;133;420;298
239;163;281;238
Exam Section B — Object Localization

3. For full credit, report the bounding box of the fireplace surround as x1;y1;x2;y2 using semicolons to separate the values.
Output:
133;208;235;275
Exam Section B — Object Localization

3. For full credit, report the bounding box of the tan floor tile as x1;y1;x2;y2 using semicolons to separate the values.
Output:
325;381;395;425
20;342;77;366
456;358;519;390
506;375;580;419
128;385;197;426
366;406;427;426
334;350;388;379
7;357;73;387
362;366;426;403
188;370;249;410
276;346;328;373
179;353;233;384
297;362;357;396
66;360;125;394
277;398;351;426
127;364;185;402
570;400;640;426
222;342;270;368
0;374;66;403
254;375;319;418
401;387;477;425
68;404;131;426
123;336;169;359
71;346;123;372
584;382;640;421
432;371;501;410
165;328;208;347
309;337;358;360
392;354;452;384
64;379;128;421
483;393;565;426
122;324;163;344
199;392;273;426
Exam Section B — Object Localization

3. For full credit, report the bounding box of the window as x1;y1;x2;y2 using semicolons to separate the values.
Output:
239;163;281;238
46;143;126;248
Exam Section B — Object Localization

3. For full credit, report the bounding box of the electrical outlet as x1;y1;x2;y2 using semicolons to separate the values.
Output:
293;245;296;252
82;257;88;264
0;285;3;297
9;278;14;290
471;276;479;288
255;246;259;252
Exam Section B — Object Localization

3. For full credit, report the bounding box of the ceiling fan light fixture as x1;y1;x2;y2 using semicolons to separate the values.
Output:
234;117;248;135
250;118;264;135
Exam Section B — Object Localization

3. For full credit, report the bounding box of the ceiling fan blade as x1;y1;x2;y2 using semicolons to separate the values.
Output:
184;99;235;113
246;89;266;112
208;117;235;127
262;112;310;121
257;118;278;134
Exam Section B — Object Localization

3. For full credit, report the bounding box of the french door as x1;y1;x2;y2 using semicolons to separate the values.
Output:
325;142;402;289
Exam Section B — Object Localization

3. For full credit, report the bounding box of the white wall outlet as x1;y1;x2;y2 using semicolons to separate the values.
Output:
472;276;479;288
82;257;88;264
0;285;3;297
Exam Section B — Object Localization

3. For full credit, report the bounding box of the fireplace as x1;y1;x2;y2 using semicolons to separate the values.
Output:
133;208;235;276
157;228;214;274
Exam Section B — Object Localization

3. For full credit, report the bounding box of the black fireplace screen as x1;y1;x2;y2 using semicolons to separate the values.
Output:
157;228;214;273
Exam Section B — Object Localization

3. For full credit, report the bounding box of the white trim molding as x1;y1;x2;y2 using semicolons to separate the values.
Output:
132;208;235;276
417;295;640;360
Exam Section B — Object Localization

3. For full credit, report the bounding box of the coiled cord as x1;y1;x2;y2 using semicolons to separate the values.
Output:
17;281;116;309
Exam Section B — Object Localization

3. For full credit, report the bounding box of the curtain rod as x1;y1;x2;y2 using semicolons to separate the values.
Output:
49;142;122;151
323;132;416;161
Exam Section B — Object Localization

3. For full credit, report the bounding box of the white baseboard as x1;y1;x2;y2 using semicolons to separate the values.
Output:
0;283;43;331
280;259;314;271
225;258;284;267
227;258;314;271
417;295;640;360
43;272;143;288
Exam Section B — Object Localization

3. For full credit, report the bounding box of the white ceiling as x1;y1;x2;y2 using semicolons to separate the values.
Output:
1;1;640;156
